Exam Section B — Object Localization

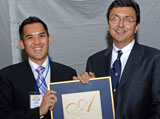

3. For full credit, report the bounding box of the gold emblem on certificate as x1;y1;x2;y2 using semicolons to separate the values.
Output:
62;90;102;119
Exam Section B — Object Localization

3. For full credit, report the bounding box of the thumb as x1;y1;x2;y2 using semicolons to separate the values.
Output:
72;76;78;80
89;72;95;78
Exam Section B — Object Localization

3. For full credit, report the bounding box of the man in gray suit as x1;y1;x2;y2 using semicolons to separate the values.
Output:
73;0;160;118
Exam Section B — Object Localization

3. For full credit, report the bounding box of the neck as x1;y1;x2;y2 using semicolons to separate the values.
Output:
29;56;48;66
113;39;134;49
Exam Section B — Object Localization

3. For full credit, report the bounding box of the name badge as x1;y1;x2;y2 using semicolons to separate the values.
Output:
30;93;43;109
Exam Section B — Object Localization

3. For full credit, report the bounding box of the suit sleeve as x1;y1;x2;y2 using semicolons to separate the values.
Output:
86;57;93;72
0;71;40;119
148;54;160;119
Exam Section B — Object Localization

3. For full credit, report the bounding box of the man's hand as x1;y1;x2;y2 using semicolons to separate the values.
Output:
39;90;57;116
72;72;95;84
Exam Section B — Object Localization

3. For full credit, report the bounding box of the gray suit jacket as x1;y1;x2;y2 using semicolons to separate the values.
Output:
86;43;160;119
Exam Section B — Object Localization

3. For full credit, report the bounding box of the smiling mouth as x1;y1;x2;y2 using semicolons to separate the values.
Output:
115;28;126;35
33;48;43;53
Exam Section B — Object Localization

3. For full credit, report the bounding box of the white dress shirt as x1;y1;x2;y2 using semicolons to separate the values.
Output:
29;57;51;87
111;40;135;79
29;57;51;118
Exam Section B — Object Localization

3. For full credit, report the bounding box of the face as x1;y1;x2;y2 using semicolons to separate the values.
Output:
19;23;51;65
108;7;140;49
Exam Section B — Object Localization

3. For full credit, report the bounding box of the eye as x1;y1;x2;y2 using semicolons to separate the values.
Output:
39;34;45;38
109;16;120;24
26;36;33;40
112;16;119;21
124;16;135;24
125;17;131;22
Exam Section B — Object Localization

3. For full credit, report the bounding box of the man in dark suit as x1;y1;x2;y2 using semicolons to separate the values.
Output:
0;16;77;119
73;0;160;119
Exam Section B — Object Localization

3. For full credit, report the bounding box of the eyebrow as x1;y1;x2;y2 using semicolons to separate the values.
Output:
39;32;46;35
110;14;119;17
25;32;46;38
25;35;33;38
110;14;134;18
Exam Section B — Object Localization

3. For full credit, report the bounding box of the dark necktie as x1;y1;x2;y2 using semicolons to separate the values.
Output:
36;66;48;96
110;50;123;101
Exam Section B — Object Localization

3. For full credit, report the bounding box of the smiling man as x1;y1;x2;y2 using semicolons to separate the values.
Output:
108;6;139;49
73;0;160;118
19;22;51;65
0;16;77;119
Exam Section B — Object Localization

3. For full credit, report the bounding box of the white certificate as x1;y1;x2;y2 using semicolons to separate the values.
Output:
62;90;102;119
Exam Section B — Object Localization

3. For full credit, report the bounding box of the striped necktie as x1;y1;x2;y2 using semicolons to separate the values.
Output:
36;66;48;96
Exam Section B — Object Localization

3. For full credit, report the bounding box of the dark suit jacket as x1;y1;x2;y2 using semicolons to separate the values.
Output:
0;60;77;119
86;43;160;119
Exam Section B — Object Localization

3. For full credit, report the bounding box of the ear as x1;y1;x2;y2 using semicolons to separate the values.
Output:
19;40;25;49
48;35;51;45
108;22;111;32
135;24;140;33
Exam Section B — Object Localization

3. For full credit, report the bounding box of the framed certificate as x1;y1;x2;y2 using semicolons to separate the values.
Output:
48;76;115;119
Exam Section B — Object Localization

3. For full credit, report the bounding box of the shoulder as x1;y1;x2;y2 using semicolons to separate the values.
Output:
0;61;27;74
0;61;30;81
50;61;76;73
135;43;160;56
88;47;112;61
49;61;77;81
90;49;108;57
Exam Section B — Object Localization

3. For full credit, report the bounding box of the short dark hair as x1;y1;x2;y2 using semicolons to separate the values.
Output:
19;16;49;40
107;0;140;25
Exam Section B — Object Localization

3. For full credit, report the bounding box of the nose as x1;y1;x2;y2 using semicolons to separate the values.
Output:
118;19;125;27
34;36;40;44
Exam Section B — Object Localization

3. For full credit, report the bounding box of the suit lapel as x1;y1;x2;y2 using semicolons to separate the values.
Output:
103;47;113;76
118;43;142;90
22;60;37;91
50;61;54;82
50;61;60;83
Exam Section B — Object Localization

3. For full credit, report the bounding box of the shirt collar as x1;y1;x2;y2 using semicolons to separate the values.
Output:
113;40;135;54
29;57;49;72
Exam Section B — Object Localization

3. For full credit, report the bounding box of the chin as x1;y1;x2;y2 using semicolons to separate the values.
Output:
33;55;45;60
114;38;125;42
